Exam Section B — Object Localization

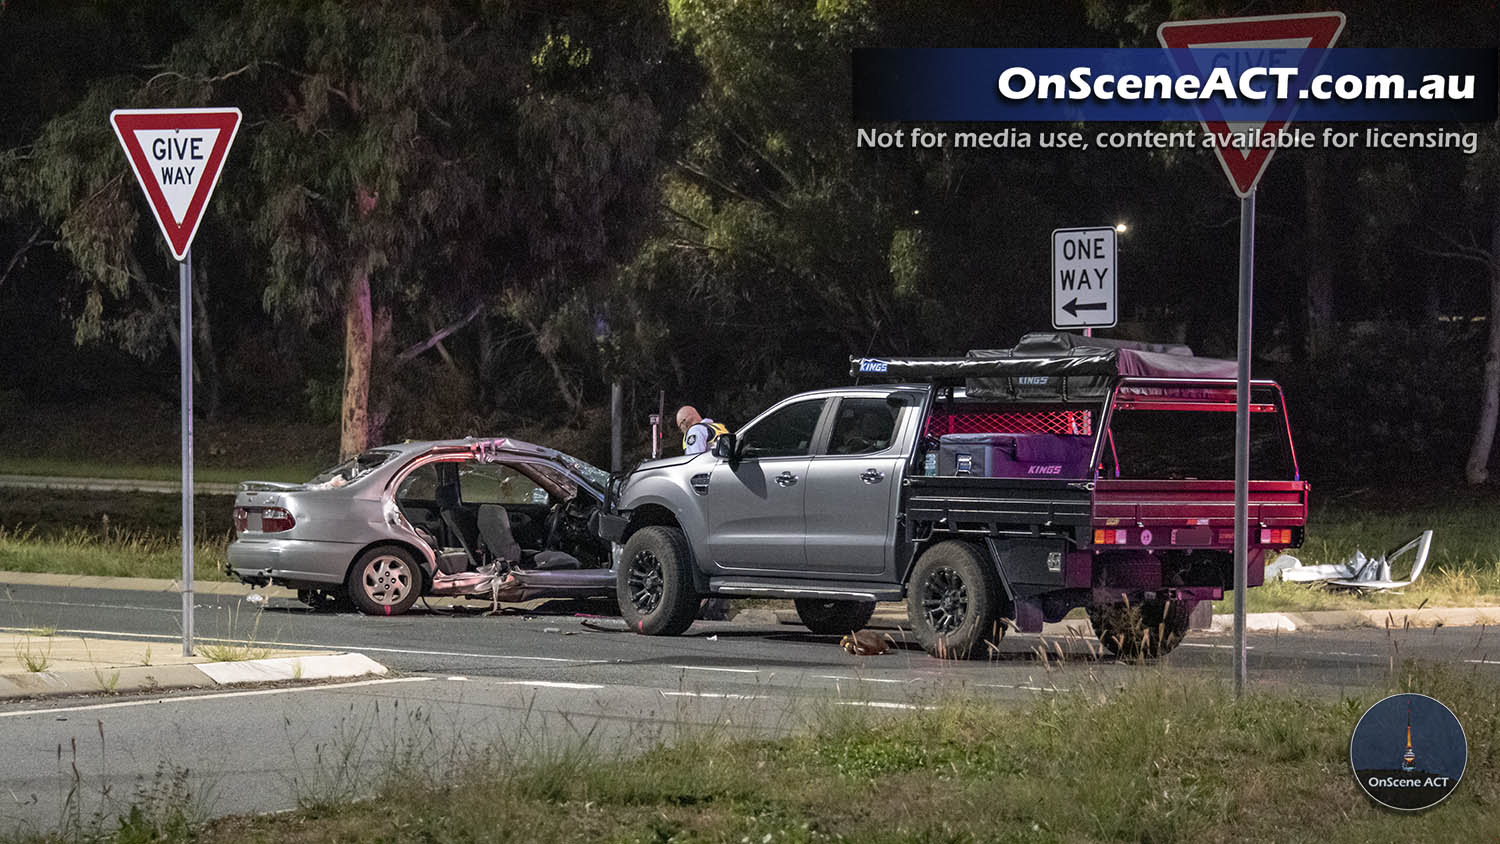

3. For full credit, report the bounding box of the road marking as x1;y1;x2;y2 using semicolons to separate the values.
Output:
1463;659;1500;666
671;665;760;674
0;627;605;665
814;674;909;684
493;680;605;690
834;700;935;711
1179;642;1256;650
661;691;768;700
0;677;433;719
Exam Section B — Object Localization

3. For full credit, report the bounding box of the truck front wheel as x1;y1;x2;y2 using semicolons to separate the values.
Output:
1087;598;1192;659
907;541;1005;659
617;526;700;636
794;598;877;635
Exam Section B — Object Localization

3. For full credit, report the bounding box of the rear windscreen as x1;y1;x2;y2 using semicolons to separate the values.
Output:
1104;400;1295;481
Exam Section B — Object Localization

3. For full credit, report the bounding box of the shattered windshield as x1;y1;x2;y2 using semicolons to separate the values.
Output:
307;450;398;488
558;454;609;490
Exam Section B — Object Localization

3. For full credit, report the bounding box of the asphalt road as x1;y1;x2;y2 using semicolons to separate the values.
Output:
2;582;1499;833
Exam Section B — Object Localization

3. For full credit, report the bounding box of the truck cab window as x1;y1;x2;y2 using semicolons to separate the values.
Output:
738;400;826;458
827;398;899;455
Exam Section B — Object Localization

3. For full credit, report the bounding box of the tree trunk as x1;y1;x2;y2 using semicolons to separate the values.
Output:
1303;150;1334;359
339;267;373;460
1464;201;1500;484
191;277;221;421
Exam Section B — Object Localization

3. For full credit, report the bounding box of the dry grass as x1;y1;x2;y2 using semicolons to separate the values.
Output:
4;662;1487;843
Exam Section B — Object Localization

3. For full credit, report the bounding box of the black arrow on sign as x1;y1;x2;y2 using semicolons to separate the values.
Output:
1062;297;1107;318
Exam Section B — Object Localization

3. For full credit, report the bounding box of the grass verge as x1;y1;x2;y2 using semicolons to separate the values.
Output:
0;526;229;582
7;662;1494;843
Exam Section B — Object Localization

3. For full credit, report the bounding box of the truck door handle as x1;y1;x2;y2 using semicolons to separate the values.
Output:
775;472;799;487
860;468;886;484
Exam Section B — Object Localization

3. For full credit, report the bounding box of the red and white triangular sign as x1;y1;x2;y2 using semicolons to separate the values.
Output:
110;108;242;261
1158;13;1344;197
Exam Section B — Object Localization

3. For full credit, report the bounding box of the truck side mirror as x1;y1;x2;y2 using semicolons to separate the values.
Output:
712;433;737;460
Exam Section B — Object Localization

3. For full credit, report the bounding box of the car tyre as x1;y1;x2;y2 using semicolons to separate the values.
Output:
617;526;699;636
906;540;1005;659
347;545;423;617
1086;598;1192;659
794;598;877;635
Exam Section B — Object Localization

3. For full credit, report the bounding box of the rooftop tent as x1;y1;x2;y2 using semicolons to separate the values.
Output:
848;333;1241;402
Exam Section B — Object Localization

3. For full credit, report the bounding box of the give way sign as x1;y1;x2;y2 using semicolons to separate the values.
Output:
1157;13;1344;197
110;108;242;260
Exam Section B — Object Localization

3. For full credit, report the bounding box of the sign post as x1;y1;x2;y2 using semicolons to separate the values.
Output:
1051;226;1118;334
110;107;241;657
1157;13;1344;696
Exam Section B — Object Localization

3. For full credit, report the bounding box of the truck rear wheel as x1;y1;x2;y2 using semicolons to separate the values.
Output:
794;598;876;635
906;541;1005;659
617;526;700;636
1087;598;1192;659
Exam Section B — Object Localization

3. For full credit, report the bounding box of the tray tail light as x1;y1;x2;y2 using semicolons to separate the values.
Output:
261;507;296;533
1093;528;1129;545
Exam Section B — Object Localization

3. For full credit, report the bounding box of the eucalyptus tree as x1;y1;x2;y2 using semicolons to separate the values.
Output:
5;0;672;456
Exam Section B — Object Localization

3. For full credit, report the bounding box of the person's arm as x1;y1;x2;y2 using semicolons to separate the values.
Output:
684;423;711;455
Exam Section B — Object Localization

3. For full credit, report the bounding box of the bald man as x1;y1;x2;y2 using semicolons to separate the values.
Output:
676;405;727;456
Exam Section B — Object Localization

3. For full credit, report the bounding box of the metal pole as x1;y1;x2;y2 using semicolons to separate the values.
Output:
1233;190;1255;696
610;380;623;473
180;250;195;657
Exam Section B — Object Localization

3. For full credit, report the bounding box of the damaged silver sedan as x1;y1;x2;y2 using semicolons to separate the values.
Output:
226;438;616;616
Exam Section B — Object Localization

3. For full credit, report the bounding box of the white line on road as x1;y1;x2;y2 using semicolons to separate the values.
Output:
670;665;760;674
0;677;433;719
661;691;768;700
834;700;935;710
492;680;605;690
0;627;606;665
814;674;909;684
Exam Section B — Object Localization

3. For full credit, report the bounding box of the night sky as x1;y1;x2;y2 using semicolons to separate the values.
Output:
1350;693;1467;778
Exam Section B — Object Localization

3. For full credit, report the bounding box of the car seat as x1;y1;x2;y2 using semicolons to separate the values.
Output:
478;505;581;570
434;482;483;564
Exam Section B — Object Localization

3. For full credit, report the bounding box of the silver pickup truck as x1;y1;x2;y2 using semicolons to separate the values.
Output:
599;333;1308;660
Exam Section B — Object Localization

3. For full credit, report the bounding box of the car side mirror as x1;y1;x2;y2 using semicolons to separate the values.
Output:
712;433;737;460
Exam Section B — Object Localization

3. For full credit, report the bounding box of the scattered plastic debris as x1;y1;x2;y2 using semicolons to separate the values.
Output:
1272;530;1434;592
706;634;718;642
543;627;560;633
244;593;265;604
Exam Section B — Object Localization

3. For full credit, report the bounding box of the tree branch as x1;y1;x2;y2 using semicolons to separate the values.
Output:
395;300;486;362
0;225;43;291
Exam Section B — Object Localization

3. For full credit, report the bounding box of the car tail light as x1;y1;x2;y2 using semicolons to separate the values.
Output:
260;507;296;533
1093;528;1129;545
233;507;248;534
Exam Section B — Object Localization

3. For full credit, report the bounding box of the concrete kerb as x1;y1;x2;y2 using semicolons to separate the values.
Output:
0;653;387;701
848;605;1500;634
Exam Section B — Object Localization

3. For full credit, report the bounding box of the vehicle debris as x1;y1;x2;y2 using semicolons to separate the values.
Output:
1270;530;1434;592
841;630;895;655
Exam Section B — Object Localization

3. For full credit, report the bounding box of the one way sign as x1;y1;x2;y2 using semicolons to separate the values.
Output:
1052;226;1116;329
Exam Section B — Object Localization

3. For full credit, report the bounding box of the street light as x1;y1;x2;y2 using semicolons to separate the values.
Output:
1114;221;1129;234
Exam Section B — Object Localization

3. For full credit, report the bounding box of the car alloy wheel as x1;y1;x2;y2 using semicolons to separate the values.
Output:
363;553;414;606
920;566;969;635
627;549;665;614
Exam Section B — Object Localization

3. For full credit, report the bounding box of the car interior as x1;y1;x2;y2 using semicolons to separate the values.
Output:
395;459;608;573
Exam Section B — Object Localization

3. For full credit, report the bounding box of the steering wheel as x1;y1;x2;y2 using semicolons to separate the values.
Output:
542;499;566;550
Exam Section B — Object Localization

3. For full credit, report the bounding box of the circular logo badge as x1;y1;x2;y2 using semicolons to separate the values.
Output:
1350;693;1466;812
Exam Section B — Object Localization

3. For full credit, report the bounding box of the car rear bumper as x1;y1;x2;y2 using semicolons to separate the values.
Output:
227;537;360;586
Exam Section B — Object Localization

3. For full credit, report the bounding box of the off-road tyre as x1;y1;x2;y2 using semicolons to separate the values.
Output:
347;545;423;617
906;540;1005;659
1086;598;1193;659
794;598;877;635
617;526;700;636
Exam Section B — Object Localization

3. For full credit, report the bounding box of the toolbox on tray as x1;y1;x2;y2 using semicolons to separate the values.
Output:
937;433;1094;478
